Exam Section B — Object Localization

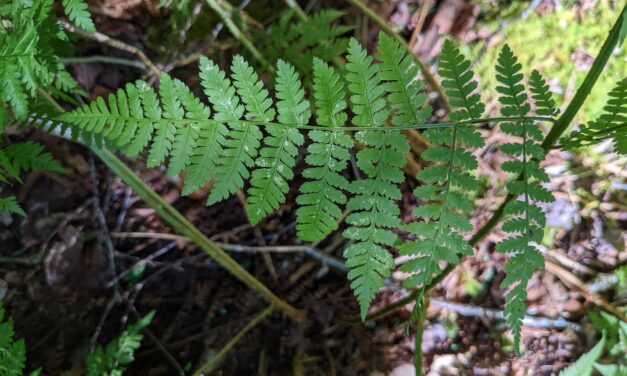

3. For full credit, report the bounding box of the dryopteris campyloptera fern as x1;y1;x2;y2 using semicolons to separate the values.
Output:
50;32;617;349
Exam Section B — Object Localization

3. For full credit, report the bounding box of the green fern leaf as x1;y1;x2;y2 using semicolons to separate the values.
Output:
529;70;557;117
377;32;431;126
181;57;230;195
246;60;308;224
207;55;264;205
0;0;65;120
400;40;482;304
149;73;181;170
0;195;25;216
296;57;352;241
62;0;96;31
439;39;485;121
343;37;401;319
0;306;27;375
167;78;208;176
562;77;626;154
558;333;606;376
495;44;554;353
258;9;352;77
86;311;154;376
2;141;64;175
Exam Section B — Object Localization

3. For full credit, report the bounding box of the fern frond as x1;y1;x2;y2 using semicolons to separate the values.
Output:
0;141;64;186
0;195;25;216
562;77;627;154
0;306;27;375
558;333;606;376
495;44;554;352
246;60;308;224
86;311;154;376
0;0;69;120
259;9;351;77
62;0;96;31
400;40;482;300
343;37;403;319
296;57;352;241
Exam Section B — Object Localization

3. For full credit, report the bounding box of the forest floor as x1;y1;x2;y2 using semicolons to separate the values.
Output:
1;0;625;375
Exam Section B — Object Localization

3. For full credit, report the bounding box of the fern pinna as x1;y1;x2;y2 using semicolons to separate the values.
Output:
55;34;566;348
494;45;555;352
399;40;484;313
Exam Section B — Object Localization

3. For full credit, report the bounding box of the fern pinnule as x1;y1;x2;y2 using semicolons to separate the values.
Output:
296;57;352;241
343;37;405;319
400;40;481;303
246;60;308;224
529;70;558;117
495;44;554;352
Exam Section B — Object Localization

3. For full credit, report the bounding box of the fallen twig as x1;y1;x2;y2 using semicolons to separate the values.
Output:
59;20;161;79
193;305;275;375
545;260;627;322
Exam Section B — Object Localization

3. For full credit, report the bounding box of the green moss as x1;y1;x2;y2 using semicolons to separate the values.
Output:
471;0;625;123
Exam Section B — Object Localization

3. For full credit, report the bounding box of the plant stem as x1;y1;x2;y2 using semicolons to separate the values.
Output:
60;55;147;70
361;1;627;345
283;0;308;21
59;20;161;78
543;5;626;149
47;113;556;133
346;0;451;112
38;88;306;322
204;0;273;73
92;146;306;321
414;295;428;376
193;305;275;375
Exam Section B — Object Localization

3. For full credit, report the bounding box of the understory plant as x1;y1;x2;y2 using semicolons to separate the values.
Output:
1;0;626;373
